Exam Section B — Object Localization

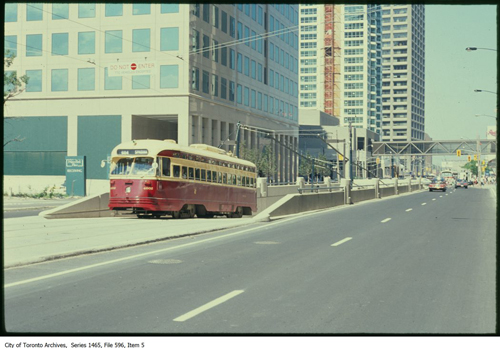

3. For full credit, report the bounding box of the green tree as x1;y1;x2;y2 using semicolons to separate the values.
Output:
462;160;478;176
4;50;29;147
4;50;29;105
240;144;277;180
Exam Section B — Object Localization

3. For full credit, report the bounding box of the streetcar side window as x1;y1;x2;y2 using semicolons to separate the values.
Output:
188;167;194;180
162;158;171;177
227;174;232;185
182;167;187;179
201;169;206;181
173;165;180;178
223;173;227;184
195;168;200;180
214;171;218;183
237;175;241;186
207;170;212;182
218;172;222;184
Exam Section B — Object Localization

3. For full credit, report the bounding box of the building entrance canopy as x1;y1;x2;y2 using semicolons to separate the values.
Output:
372;140;497;156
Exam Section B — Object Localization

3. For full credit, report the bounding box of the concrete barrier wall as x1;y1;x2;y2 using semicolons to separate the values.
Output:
379;187;396;198
399;186;409;194
350;188;376;203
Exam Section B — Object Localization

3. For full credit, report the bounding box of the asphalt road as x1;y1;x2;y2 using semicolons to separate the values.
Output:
4;188;496;334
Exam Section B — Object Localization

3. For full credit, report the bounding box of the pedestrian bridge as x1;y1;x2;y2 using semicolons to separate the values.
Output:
372;139;496;156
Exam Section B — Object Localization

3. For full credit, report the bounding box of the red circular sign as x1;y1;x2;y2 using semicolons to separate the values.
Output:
130;63;137;70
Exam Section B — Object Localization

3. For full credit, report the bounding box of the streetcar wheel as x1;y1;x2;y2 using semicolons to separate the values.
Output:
172;211;180;219
230;207;243;218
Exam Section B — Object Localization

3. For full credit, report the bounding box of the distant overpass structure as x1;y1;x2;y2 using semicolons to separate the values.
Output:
372;139;497;157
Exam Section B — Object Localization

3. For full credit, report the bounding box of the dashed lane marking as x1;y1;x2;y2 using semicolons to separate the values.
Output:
331;237;352;247
173;290;244;322
405;208;413;212
381;218;392;223
421;203;427;206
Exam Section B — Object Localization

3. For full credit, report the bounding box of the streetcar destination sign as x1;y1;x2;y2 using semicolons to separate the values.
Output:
117;149;149;155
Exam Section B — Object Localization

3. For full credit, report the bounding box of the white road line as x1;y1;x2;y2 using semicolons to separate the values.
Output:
432;198;436;201
381;218;391;223
331;237;352;247
421;203;427;206
173;290;244;322
405;208;413;212
439;195;443;198
446;194;448;196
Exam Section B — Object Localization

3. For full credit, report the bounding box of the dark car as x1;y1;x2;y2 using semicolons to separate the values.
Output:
455;179;468;189
429;178;447;192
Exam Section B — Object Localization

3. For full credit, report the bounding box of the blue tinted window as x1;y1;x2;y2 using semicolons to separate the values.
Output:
105;4;123;17
104;68;122;90
26;70;42;92
244;26;250;46
160;28;179;51
244;87;249;106
132;29;150;52
5;36;17;56
133;4;150;15
105;31;122;53
202;70;209;93
77;68;95;91
26;34;43;57
230;17;236;38
251;89;256;108
237;84;242;104
229;49;235;69
78;32;95;54
160;65;179;88
51;69;68;91
52;33;68;56
251;60;256;79
132;75;150;89
161;4;179;13
27;3;43;21
5;3;17;22
52;4;68;19
237;53;242;73
244;56;249;76
78;4;95;18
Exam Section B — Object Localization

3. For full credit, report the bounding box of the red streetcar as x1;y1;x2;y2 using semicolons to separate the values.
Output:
108;139;257;218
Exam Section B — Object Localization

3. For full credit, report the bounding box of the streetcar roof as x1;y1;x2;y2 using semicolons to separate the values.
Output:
111;139;256;168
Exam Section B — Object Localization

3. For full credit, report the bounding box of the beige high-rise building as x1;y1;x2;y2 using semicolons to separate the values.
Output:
381;4;425;141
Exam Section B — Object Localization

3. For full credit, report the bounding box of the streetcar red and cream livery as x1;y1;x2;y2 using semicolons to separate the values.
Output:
108;139;257;218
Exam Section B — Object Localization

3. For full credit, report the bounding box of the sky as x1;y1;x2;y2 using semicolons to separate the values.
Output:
425;5;497;141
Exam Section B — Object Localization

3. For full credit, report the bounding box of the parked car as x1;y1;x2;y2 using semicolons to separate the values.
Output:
429;178;447;192
455;179;468;189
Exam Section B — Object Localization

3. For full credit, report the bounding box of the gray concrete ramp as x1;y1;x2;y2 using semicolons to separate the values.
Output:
40;191;113;219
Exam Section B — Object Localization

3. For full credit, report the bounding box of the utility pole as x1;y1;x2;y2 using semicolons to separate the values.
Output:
235;122;241;158
348;122;353;184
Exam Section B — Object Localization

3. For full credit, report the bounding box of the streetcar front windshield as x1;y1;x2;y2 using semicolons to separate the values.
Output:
110;157;156;176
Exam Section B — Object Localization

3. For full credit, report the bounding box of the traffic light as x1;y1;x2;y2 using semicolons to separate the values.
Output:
467;155;471;162
474;154;478;161
456;149;461;157
482;160;485;165
338;153;343;161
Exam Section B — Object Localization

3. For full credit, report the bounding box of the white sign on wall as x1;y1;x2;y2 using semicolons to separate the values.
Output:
107;62;156;76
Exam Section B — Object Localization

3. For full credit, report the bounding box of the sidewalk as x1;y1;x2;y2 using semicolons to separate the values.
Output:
3;196;80;211
3;214;257;268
